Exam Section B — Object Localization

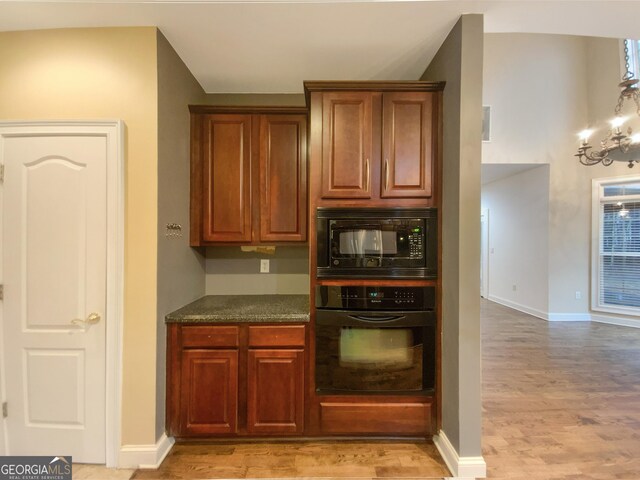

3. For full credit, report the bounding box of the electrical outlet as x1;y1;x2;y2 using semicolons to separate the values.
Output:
575;291;582;300
512;284;517;291
260;259;270;273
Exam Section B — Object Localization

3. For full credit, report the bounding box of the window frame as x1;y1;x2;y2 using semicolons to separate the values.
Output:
591;174;640;316
622;38;640;80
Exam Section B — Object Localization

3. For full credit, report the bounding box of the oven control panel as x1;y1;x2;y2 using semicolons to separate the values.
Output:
316;285;435;311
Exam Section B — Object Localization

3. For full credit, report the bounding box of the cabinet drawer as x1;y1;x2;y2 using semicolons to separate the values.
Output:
181;326;239;348
248;325;305;348
319;402;431;435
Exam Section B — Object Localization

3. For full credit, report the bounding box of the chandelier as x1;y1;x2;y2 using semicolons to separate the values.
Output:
576;40;640;168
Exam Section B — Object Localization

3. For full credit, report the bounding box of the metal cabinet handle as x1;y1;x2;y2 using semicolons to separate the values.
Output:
385;158;389;191
365;158;370;190
71;312;101;327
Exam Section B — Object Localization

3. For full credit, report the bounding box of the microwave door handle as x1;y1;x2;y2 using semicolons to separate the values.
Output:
348;314;406;323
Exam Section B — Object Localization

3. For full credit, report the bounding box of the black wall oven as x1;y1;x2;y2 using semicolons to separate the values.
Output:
316;208;437;279
315;285;436;394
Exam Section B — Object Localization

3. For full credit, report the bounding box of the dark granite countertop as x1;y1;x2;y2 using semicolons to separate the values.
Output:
165;294;310;323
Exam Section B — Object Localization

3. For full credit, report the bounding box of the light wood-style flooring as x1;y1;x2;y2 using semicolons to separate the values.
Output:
130;299;640;480
482;299;640;479
131;441;450;479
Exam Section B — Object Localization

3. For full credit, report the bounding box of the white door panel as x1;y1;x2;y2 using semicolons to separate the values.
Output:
1;130;108;462
24;349;85;426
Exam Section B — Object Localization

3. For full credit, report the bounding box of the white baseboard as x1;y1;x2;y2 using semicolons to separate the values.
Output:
591;313;640;329
119;433;174;469
487;295;593;322
487;295;548;320
434;430;487;479
546;312;591;322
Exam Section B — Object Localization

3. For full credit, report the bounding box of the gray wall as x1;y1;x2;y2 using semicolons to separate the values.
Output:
205;247;309;295
421;14;484;458
156;31;207;440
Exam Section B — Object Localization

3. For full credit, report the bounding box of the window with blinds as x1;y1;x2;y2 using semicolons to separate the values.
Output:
593;177;640;314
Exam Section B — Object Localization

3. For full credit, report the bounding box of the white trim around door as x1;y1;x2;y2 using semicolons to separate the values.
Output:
0;120;124;467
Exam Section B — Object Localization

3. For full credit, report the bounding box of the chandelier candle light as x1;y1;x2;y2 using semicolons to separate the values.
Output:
576;40;640;168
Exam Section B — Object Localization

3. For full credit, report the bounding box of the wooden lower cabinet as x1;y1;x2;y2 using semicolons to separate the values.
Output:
180;349;238;435
167;324;305;437
247;349;304;434
319;401;432;435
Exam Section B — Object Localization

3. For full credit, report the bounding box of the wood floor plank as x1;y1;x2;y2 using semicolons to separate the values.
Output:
482;299;640;479
132;441;448;479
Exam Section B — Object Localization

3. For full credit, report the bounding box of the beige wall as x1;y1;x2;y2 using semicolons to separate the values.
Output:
482;33;633;317
0;27;160;445
421;14;484;459
156;31;207;440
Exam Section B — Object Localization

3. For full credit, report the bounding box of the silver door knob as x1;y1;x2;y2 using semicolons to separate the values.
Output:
71;312;101;327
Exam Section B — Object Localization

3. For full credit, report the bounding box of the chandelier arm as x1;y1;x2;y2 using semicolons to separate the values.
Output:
623;39;634;81
575;39;638;168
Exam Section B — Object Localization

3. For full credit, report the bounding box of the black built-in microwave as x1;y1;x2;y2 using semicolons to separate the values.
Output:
316;208;437;279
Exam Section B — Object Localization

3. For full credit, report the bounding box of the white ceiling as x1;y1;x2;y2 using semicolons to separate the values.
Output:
2;0;640;93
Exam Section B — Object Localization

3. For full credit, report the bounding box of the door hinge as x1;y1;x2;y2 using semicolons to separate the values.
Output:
2;402;7;418
0;284;3;301
0;164;4;183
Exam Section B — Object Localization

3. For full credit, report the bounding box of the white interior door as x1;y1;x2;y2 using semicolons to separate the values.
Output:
0;127;109;462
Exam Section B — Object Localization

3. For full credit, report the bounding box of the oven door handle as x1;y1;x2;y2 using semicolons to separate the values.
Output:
347;314;406;323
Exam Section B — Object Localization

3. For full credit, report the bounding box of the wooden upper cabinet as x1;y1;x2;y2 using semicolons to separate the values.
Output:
202;114;252;242
381;92;434;199
321;92;373;199
305;81;443;205
191;106;308;245
259;115;307;242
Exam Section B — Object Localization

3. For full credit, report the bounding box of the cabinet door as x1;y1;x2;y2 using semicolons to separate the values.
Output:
321;93;373;199
259;115;307;242
247;349;304;434
381;92;434;198
202;114;252;242
180;349;238;435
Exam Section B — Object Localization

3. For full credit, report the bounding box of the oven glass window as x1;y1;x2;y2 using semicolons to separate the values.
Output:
340;327;412;367
338;230;398;255
316;324;429;392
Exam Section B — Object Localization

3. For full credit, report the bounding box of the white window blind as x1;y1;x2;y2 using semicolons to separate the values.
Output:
593;176;640;315
632;39;640;78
